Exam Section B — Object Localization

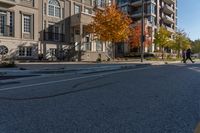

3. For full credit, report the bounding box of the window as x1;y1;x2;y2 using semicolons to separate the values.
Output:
84;7;92;14
48;0;60;17
19;46;33;57
48;5;54;16
85;43;91;51
0;11;6;35
96;40;103;51
24;15;31;33
0;11;14;36
97;0;105;7
121;6;128;13
19;47;25;56
9;12;14;36
62;8;64;18
74;5;80;14
55;7;60;17
26;47;32;56
50;48;57;56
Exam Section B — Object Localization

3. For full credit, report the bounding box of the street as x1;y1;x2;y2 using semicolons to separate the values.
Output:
0;63;200;133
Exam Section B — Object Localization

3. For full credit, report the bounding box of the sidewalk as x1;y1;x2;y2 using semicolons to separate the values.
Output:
0;60;187;80
15;60;181;70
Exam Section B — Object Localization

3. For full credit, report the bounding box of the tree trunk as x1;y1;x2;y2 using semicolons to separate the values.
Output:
112;43;115;60
161;47;164;60
177;49;180;58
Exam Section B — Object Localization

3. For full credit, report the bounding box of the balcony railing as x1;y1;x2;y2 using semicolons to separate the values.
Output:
43;32;65;42
162;15;174;24
163;0;175;4
70;12;93;27
0;25;14;37
163;4;174;14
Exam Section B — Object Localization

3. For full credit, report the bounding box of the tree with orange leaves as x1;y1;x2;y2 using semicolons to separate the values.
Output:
129;22;152;49
86;5;132;58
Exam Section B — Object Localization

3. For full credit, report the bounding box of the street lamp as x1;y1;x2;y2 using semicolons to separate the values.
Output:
141;0;145;62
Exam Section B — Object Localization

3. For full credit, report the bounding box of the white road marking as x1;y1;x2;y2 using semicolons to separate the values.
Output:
0;67;151;92
188;67;200;72
173;64;187;67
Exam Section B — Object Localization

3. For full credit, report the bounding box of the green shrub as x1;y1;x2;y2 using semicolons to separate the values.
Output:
96;58;101;62
0;61;16;68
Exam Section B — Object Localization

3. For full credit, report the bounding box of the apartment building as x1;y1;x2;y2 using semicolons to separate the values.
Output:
66;0;115;61
38;0;115;61
0;0;39;60
0;0;115;61
38;0;66;60
117;0;177;53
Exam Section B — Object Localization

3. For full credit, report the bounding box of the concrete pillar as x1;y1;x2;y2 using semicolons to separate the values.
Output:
78;23;83;61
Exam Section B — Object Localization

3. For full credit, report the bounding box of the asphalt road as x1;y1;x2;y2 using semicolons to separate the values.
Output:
0;63;200;133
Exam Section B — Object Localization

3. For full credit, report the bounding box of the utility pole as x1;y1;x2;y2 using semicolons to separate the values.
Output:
141;0;145;62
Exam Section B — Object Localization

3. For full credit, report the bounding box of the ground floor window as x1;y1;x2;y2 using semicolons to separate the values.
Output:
49;48;57;57
84;42;91;51
19;46;33;57
96;40;103;51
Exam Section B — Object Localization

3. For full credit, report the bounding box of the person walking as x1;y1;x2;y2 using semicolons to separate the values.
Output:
184;48;195;63
181;50;186;63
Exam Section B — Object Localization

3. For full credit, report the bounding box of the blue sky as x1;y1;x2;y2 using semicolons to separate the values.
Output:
178;0;200;40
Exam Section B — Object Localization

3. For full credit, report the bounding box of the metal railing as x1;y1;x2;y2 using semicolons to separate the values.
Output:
43;32;65;42
0;25;14;37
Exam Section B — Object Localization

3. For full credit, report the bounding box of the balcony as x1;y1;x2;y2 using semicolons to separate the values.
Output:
162;15;174;24
131;12;142;18
43;32;65;42
0;25;14;37
163;0;175;4
165;26;175;32
131;0;156;7
70;12;93;27
131;0;142;7
0;0;18;6
163;4;174;14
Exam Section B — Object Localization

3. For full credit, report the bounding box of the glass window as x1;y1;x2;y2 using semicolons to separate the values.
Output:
19;47;33;57
48;5;54;16
85;43;91;51
84;7;92;14
48;0;60;17
62;8;64;18
96;40;103;51
74;5;80;14
55;7;60;17
24;15;31;33
19;47;25;56
26;47;32;56
0;12;6;35
9;12;14;36
50;48;57;56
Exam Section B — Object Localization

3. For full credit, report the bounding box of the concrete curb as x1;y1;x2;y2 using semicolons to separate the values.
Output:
0;64;150;77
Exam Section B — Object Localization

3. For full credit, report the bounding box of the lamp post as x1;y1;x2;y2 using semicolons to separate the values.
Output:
141;0;145;62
